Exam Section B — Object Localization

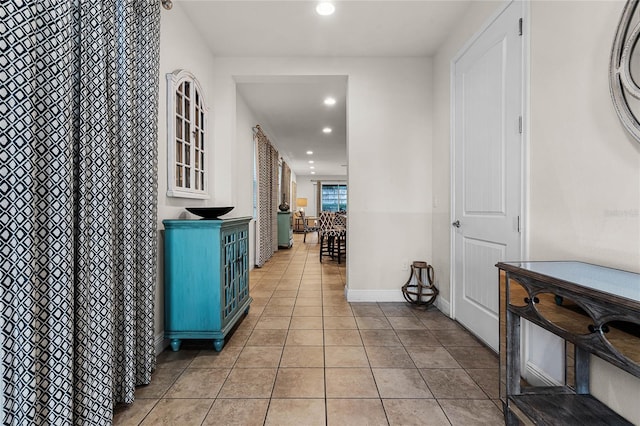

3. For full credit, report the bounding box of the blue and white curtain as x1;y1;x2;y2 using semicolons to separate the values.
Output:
0;1;159;424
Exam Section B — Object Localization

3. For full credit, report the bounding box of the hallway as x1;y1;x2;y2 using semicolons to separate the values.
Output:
114;233;503;425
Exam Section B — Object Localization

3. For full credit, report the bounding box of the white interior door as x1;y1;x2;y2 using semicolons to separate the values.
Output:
452;1;523;351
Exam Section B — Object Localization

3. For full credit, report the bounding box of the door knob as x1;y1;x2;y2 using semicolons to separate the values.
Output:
452;220;461;228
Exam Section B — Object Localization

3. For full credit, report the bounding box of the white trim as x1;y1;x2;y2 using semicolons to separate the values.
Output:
155;332;168;356
435;297;451;317
524;360;563;387
346;288;405;303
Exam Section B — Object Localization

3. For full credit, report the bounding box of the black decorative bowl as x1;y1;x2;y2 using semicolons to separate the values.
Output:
186;206;234;220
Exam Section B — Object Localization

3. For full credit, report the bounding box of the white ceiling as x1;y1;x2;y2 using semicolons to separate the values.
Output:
177;0;472;176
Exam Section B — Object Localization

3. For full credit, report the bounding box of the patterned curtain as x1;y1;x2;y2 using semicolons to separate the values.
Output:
254;125;279;267
0;1;159;424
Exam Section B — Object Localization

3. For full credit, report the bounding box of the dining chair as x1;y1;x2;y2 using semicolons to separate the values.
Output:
299;210;319;243
319;211;346;263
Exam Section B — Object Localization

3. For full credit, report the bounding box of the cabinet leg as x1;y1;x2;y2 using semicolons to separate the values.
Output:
213;339;224;352
245;306;250;315
170;338;181;352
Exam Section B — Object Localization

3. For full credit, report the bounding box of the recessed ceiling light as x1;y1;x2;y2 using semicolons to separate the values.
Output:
316;2;335;16
308;160;314;164
311;171;316;175
324;97;336;106
310;166;315;169
306;150;313;155
322;127;332;134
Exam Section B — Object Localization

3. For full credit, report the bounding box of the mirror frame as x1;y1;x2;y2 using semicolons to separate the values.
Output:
610;0;640;143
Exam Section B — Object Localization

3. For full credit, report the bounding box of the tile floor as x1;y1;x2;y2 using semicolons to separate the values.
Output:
114;233;503;425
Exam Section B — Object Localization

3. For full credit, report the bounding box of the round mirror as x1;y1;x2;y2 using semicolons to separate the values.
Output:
611;1;640;143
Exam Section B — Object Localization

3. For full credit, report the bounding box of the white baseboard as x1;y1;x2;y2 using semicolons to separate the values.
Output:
155;332;168;356
436;297;451;316
346;288;405;302
525;361;562;387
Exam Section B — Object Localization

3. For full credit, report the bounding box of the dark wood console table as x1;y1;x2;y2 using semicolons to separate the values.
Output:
496;261;640;425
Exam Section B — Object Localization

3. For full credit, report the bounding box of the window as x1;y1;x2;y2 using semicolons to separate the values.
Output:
321;183;347;212
166;70;208;199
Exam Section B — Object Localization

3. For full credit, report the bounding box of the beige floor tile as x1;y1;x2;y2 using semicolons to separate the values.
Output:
432;328;483;347
225;329;252;347
272;367;325;398
325;368;379;398
252;289;275;298
273;290;298;298
383;399;450;426
297;290;322;298
466;368;500;399
420;368;486;399
351;304;385;317
406;346;461;369
324;316;357;329
203;399;269;426
372;368;432;399
379;303;419;317
323;296;350;306
360;329;403;347
395;329;441;347
164;368;229;398
355;316;392;330
365;346;415;368
218;368;277;398
446;346;499;369
290;316;323;330
262;305;295;317
325;345;369;367
134;368;182;399
188;347;243;369
292;305;323;316
280;345;325;367
140;398;213;426
254;316;291;330
235;346;283;368
323;305;354;316
324;329;363;346
285;329;324;345
155;349;198;370
295;297;323;307
326;399;388;426
113;399;158;426
267;297;296;307
265;399;326;426
413;309;458;329
387;316;426;330
439;399;504;426
246;329;288;346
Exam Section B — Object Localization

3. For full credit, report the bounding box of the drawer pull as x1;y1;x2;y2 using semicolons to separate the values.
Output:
524;297;539;304
588;324;610;334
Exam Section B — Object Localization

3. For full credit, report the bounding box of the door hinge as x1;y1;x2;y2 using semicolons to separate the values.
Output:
517;215;521;233
518;116;523;134
518;18;523;36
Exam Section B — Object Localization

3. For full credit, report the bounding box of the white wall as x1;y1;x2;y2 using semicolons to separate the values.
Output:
433;0;640;422
155;5;233;352
212;57;433;300
295;175;348;217
529;1;640;422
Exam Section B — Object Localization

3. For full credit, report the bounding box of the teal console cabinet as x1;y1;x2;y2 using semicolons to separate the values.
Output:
277;211;293;248
163;217;252;352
